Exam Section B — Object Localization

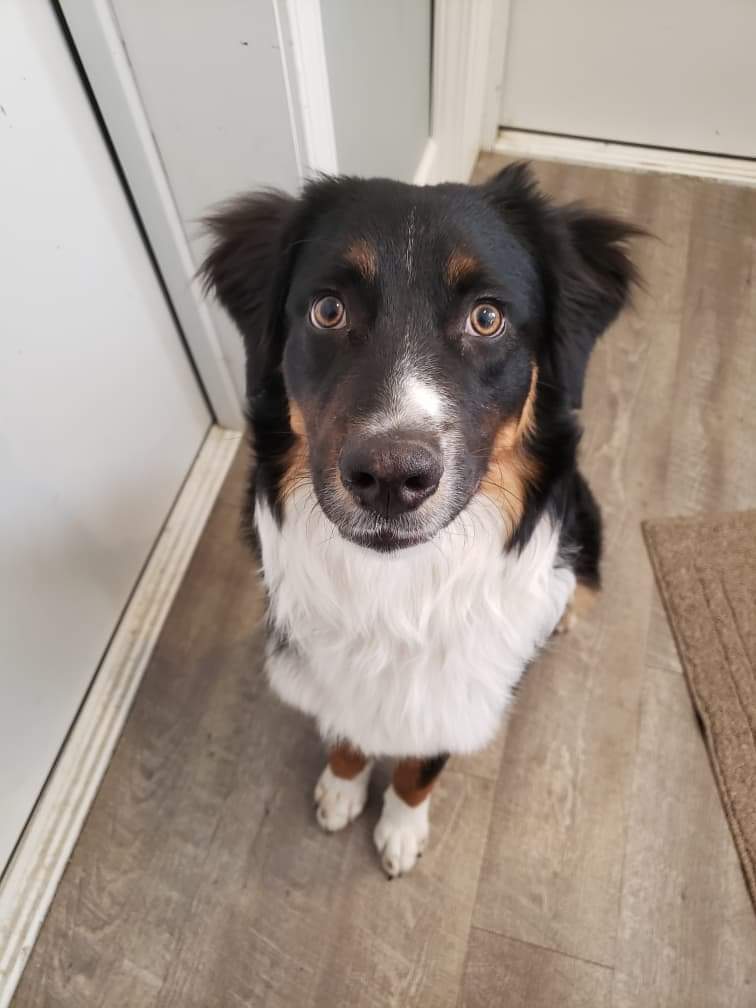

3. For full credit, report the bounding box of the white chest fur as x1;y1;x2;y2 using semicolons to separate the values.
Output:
256;490;575;757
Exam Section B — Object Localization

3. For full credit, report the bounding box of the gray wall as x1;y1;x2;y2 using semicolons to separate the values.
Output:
320;0;431;180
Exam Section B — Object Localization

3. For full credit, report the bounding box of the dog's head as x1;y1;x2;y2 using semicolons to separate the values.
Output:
202;164;637;552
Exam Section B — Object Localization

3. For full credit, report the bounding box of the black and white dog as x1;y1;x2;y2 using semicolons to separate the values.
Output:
201;163;638;877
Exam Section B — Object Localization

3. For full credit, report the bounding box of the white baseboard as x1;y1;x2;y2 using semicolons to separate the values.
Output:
0;426;240;1008
495;129;756;187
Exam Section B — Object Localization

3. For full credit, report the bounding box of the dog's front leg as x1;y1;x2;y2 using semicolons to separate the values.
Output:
314;741;373;832
374;755;448;878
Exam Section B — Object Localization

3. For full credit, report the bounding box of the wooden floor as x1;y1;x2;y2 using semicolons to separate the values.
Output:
14;158;756;1007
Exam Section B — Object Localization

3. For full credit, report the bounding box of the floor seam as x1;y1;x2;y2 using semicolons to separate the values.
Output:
468;925;615;973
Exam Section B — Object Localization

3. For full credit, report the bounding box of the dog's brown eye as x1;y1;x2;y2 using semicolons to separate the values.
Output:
467;303;505;338
310;295;346;329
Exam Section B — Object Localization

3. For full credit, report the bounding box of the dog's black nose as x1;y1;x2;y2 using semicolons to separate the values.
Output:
340;433;443;517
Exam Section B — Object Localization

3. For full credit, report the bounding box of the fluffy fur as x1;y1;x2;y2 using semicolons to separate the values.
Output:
258;488;574;756
200;163;638;874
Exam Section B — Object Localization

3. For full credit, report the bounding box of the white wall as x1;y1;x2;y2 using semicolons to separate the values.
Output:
320;0;431;181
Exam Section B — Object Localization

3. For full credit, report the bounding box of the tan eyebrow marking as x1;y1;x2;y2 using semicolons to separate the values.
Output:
445;249;479;286
343;239;378;281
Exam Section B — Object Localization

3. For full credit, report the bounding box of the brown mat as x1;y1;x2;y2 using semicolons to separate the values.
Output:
643;511;756;910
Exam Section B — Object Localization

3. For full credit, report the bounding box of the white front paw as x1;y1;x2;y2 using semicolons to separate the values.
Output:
373;785;430;877
314;763;372;832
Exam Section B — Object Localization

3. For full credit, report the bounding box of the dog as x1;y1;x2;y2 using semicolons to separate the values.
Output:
200;163;638;877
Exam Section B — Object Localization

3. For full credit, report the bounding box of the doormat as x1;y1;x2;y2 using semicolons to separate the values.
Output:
643;510;756;912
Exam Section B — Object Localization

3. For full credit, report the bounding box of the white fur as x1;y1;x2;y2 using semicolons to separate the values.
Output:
403;375;445;422
374;785;429;877
314;763;373;832
257;487;574;758
364;370;450;435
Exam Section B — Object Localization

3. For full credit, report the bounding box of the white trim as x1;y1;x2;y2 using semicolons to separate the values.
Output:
0;427;241;1008
426;0;498;184
494;129;756;187
412;137;438;186
59;0;245;430
480;1;511;151
280;0;338;176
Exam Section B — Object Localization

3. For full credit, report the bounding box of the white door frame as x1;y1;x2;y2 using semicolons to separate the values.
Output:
425;0;509;183
278;0;506;185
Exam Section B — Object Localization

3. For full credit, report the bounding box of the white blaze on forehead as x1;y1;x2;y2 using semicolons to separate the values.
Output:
364;369;448;434
403;375;445;422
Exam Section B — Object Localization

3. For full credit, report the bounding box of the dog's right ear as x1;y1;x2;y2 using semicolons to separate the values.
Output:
200;191;296;396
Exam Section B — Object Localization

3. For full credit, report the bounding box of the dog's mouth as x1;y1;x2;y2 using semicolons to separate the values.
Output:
309;439;477;552
315;484;469;554
340;523;429;553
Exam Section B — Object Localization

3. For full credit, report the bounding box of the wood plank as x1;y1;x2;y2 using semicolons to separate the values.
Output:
662;180;756;519
610;667;756;1007
472;164;696;965
217;433;250;509
148;767;493;1008
460;927;612;1008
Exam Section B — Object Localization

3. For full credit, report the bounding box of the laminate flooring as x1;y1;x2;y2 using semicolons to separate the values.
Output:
13;157;756;1007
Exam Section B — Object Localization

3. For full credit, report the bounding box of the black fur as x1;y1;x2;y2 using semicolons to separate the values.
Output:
417;754;449;790
483;162;642;410
200;163;638;579
558;471;603;588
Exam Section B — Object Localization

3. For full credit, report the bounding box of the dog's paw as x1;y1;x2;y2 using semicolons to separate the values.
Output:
314;763;372;832
373;785;430;878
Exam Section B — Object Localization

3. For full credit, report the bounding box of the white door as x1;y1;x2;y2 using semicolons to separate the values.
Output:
500;0;756;157
0;2;210;874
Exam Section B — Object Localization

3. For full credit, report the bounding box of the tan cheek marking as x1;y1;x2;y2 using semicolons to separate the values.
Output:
279;399;311;501
344;239;378;281
445;249;479;286
392;758;437;808
329;741;369;780
479;365;540;539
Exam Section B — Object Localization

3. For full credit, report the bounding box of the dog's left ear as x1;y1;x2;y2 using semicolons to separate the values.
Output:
483;162;641;409
199;190;297;397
